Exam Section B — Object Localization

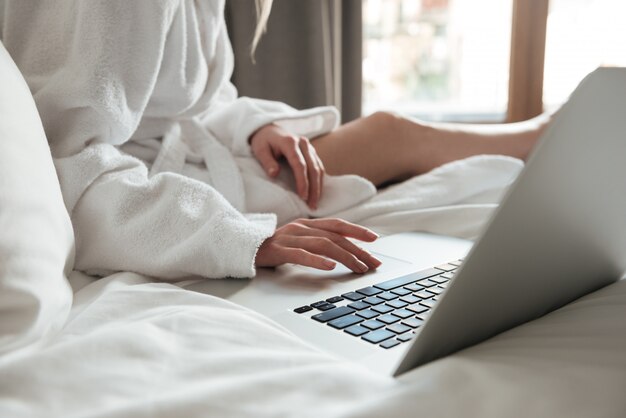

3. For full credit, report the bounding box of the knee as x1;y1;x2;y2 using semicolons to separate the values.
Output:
367;110;401;127
364;111;406;140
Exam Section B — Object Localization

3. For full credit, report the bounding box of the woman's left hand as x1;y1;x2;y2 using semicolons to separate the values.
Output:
250;124;325;210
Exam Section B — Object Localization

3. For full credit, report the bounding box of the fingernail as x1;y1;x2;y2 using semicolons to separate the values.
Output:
371;256;383;267
324;260;336;270
357;261;369;273
367;231;379;240
268;167;278;176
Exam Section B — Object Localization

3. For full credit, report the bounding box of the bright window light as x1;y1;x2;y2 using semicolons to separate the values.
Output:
363;0;513;122
543;0;626;111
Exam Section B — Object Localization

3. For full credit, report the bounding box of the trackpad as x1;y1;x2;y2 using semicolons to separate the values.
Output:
284;251;411;281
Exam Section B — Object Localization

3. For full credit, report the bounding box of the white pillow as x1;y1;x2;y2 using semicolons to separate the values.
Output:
0;42;74;354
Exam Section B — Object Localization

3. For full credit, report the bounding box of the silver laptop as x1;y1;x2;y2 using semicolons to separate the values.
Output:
188;68;626;376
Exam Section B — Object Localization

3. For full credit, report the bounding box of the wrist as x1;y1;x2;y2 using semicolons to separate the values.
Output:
249;123;277;145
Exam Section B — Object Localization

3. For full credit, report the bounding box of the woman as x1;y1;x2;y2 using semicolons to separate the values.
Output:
0;0;548;279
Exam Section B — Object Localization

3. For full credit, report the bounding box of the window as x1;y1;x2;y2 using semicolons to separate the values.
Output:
543;0;626;110
363;0;513;122
364;0;626;122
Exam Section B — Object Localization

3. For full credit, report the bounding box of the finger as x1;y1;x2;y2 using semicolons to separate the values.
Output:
283;236;370;274
282;140;309;201
296;218;379;242
316;152;325;199
280;247;337;270
252;142;280;177
299;138;321;209
286;226;382;269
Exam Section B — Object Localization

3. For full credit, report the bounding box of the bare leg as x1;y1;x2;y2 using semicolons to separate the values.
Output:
313;111;551;186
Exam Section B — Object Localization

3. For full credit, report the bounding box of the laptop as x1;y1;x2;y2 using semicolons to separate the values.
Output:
187;68;626;376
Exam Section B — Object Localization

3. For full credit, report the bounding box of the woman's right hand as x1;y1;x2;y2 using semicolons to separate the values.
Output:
255;218;383;273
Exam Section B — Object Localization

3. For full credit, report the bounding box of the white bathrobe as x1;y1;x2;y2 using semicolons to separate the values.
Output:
0;0;376;279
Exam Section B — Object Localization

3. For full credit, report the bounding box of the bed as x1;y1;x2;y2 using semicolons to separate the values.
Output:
1;42;625;418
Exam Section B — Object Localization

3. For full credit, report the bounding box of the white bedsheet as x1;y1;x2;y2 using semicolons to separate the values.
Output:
1;271;625;418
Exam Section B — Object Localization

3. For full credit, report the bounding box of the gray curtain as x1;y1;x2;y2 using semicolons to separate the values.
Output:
225;0;362;123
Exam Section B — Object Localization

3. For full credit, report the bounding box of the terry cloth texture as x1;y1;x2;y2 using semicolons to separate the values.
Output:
0;0;375;279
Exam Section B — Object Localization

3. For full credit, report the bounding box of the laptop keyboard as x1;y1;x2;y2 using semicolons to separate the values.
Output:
293;260;462;349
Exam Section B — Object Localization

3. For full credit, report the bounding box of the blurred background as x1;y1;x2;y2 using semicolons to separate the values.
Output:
227;0;626;124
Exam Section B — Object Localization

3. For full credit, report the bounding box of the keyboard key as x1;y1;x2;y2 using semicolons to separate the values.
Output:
438;282;449;288
372;304;394;314
386;300;408;309
377;314;400;325
356;286;382;296
328;315;363;329
294;305;313;314
319;304;337;311
347;301;370;311
312;306;354;323
402;318;424;328
341;292;365;301
356;309;379;319
392;309;414;319
398;333;414;342
326;296;344;304
442;272;455;279
391;287;412;296
416;311;431;321
407;304;428;314
449;259;464;267
387;323;412;334
363;296;384;306
415;290;433;299
417;279;438;287
380;339;401;349
361;320;385;330
375;267;442;291
311;301;330;309
400;295;420;304
374;276;416;291
421;299;437;309
405;283;424;292
377;292;398;301
428;287;445;295
362;329;395;344
431;275;448;284
344;324;370;337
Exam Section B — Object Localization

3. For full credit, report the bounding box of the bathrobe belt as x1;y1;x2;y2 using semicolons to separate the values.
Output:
149;119;246;211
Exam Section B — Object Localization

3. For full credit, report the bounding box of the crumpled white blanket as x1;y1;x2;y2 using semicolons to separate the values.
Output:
337;154;524;239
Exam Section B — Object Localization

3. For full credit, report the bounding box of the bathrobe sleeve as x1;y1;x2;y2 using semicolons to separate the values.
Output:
8;0;276;279
200;88;342;159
